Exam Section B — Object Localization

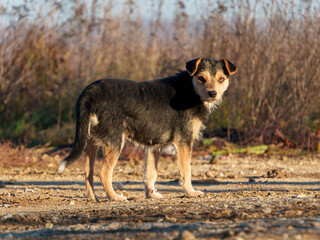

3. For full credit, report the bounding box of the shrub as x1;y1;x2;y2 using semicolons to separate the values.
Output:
0;0;319;149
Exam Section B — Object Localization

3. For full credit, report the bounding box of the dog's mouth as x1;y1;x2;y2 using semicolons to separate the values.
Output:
203;97;218;102
203;96;222;104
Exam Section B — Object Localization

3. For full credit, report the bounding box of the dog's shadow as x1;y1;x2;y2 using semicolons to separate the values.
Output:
5;180;320;194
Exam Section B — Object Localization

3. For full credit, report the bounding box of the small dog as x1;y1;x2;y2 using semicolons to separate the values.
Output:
58;57;237;201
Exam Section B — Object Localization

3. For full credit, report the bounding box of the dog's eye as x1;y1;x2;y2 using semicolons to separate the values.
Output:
218;77;225;83
198;76;206;83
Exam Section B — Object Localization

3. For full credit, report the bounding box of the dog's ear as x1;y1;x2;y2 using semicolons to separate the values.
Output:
186;57;202;76
222;58;238;76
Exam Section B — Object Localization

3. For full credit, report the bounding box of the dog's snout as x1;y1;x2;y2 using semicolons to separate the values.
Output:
208;91;217;98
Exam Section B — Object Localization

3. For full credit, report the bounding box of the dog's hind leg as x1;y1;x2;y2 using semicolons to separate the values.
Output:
143;149;163;199
174;143;204;197
85;142;98;202
99;145;127;201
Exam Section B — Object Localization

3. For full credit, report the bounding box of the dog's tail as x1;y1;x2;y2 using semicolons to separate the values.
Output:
58;101;90;173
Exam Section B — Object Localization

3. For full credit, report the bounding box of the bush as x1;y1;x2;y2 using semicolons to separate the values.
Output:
0;0;319;149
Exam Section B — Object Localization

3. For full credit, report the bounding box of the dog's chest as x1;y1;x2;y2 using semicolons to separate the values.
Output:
191;118;205;140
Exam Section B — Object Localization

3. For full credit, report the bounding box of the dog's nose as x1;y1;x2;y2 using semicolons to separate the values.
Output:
208;91;217;98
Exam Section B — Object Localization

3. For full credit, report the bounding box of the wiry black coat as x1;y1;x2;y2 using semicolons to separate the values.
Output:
64;71;210;167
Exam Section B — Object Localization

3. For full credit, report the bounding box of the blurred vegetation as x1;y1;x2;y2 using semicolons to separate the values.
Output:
0;0;319;150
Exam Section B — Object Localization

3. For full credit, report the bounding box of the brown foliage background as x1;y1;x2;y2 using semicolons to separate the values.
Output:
0;0;319;149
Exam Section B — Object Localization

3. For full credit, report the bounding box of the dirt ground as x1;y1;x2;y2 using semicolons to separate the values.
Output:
0;144;319;239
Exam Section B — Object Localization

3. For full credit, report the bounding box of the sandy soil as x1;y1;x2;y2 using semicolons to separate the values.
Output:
0;145;319;239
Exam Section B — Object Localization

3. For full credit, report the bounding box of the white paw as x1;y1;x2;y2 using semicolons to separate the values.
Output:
186;190;204;197
146;190;164;199
110;193;127;201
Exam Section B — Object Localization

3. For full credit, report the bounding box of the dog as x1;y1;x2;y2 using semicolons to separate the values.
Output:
58;57;237;201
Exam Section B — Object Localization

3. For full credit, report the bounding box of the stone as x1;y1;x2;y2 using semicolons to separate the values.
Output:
181;230;196;240
248;177;256;183
45;222;53;229
1;214;13;220
262;207;272;214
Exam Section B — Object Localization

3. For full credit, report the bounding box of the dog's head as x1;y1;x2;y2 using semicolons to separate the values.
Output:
186;57;237;105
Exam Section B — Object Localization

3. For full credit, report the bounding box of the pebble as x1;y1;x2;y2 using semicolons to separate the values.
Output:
312;222;320;227
69;200;75;205
25;188;35;193
104;222;122;230
262;207;272;214
239;223;250;229
296;194;307;198
113;182;124;190
17;212;26;217
165;215;177;223
248;177;256;183
205;171;215;178
0;181;6;188
70;224;85;231
45;222;53;229
181;230;196;240
50;216;60;224
1;214;13;220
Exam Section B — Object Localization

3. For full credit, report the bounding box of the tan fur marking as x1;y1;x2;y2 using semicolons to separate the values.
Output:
88;114;99;135
85;142;98;202
197;71;211;84
173;143;202;196
222;58;238;75
174;144;192;191
144;149;163;198
192;76;208;101
192;69;229;104
214;70;229;101
192;118;204;140
187;57;202;76
99;146;127;201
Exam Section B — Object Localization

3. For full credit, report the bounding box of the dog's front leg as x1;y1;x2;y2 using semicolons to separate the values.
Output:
143;149;163;198
175;143;204;197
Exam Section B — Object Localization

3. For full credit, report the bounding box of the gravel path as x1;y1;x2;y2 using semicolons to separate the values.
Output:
0;152;319;239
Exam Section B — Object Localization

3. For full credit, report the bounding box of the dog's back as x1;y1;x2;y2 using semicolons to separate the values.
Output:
78;71;208;146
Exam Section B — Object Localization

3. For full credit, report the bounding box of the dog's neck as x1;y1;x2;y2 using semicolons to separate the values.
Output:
204;99;222;112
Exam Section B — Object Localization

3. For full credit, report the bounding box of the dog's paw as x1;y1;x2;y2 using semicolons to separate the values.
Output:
146;190;164;199
110;193;127;201
86;194;99;202
86;196;99;202
187;190;204;197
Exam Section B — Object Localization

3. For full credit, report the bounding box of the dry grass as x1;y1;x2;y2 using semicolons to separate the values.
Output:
0;0;319;149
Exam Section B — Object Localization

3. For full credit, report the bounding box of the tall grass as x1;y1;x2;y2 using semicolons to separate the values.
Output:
0;0;319;149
